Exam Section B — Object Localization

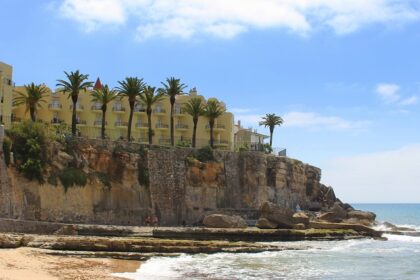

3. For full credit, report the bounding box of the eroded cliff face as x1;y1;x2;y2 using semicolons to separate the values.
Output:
0;139;339;226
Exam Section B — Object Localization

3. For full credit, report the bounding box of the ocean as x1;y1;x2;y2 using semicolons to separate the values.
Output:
115;204;420;280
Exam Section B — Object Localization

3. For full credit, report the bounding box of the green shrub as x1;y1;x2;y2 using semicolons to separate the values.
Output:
193;146;214;162
58;167;87;192
263;143;273;154
7;121;48;182
237;143;250;152
2;136;11;166
95;172;111;188
176;139;191;147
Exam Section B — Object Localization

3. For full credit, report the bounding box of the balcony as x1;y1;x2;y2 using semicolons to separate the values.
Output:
91;104;102;111
51;118;63;124
134;107;146;114
205;124;226;131
76;119;87;126
48;103;62;110
153;108;166;115
136;122;148;129
112;106;126;113
173;107;185;115
158;138;171;145
70;103;84;111
115;121;128;127
138;137;149;143
94;120;107;126
155;123;169;130
175;123;189;130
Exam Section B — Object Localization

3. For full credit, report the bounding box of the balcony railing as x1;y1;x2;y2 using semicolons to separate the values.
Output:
212;139;229;145
153;108;166;114
48;103;62;109
175;123;188;129
51;118;62;124
155;123;169;129
174;108;185;115
136;122;148;128
91;104;103;110
70;104;84;110
134;107;146;113
138;137;149;143
113;106;126;112
94;120;107;126
76;120;87;125
115;121;128;127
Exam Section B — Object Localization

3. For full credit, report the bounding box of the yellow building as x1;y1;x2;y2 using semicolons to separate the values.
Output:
12;79;234;150
0;62;14;128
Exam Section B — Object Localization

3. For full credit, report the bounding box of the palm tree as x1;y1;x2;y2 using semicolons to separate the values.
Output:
56;71;93;136
116;77;145;141
259;113;284;147
13;83;49;122
159;77;187;146
204;99;226;148
138;86;164;144
90;85;118;139
183;97;204;148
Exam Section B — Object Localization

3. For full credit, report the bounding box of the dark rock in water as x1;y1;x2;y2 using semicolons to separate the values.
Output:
203;214;247;228
347;210;376;222
382;221;415;232
260;201;295;228
292;212;310;226
256;218;278;229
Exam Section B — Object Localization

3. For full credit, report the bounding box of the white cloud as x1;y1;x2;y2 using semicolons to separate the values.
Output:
283;111;370;131
57;0;420;39
398;96;418;106
375;83;418;106
376;83;401;103
323;144;420;203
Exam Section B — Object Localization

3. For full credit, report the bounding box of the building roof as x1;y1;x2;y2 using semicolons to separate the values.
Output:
93;78;103;90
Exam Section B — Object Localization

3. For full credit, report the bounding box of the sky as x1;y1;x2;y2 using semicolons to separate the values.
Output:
0;0;419;203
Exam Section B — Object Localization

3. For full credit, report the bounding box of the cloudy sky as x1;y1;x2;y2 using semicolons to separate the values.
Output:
1;0;420;202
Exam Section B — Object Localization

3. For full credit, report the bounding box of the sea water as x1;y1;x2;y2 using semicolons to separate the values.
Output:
115;204;420;280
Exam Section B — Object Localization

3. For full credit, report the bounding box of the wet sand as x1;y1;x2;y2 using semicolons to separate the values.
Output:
0;248;140;280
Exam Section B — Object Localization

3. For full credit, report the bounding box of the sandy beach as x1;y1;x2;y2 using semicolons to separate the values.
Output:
0;248;140;280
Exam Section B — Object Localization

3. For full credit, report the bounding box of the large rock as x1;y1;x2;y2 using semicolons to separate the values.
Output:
292;212;310;226
347;210;376;222
255;218;278;229
319;202;347;223
260;202;295;228
203;214;247;228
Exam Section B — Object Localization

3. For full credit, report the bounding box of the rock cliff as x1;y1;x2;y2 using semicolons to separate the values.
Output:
0;139;344;226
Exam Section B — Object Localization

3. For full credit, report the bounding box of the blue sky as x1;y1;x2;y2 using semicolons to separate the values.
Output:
1;0;420;202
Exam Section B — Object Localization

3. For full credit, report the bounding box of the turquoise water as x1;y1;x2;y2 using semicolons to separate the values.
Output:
115;204;420;280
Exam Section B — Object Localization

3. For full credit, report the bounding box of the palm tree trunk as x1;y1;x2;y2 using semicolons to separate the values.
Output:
71;101;77;136
30;107;36;122
127;102;134;141
192;118;198;148
101;108;106;139
147;111;153;145
170;102;174;146
269;128;274;147
209;120;215;148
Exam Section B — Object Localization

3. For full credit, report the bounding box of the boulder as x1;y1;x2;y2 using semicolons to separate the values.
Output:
203;214;247;228
260;201;295;228
255;218;278;229
319;202;348;223
292;212;310;226
347;210;376;223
